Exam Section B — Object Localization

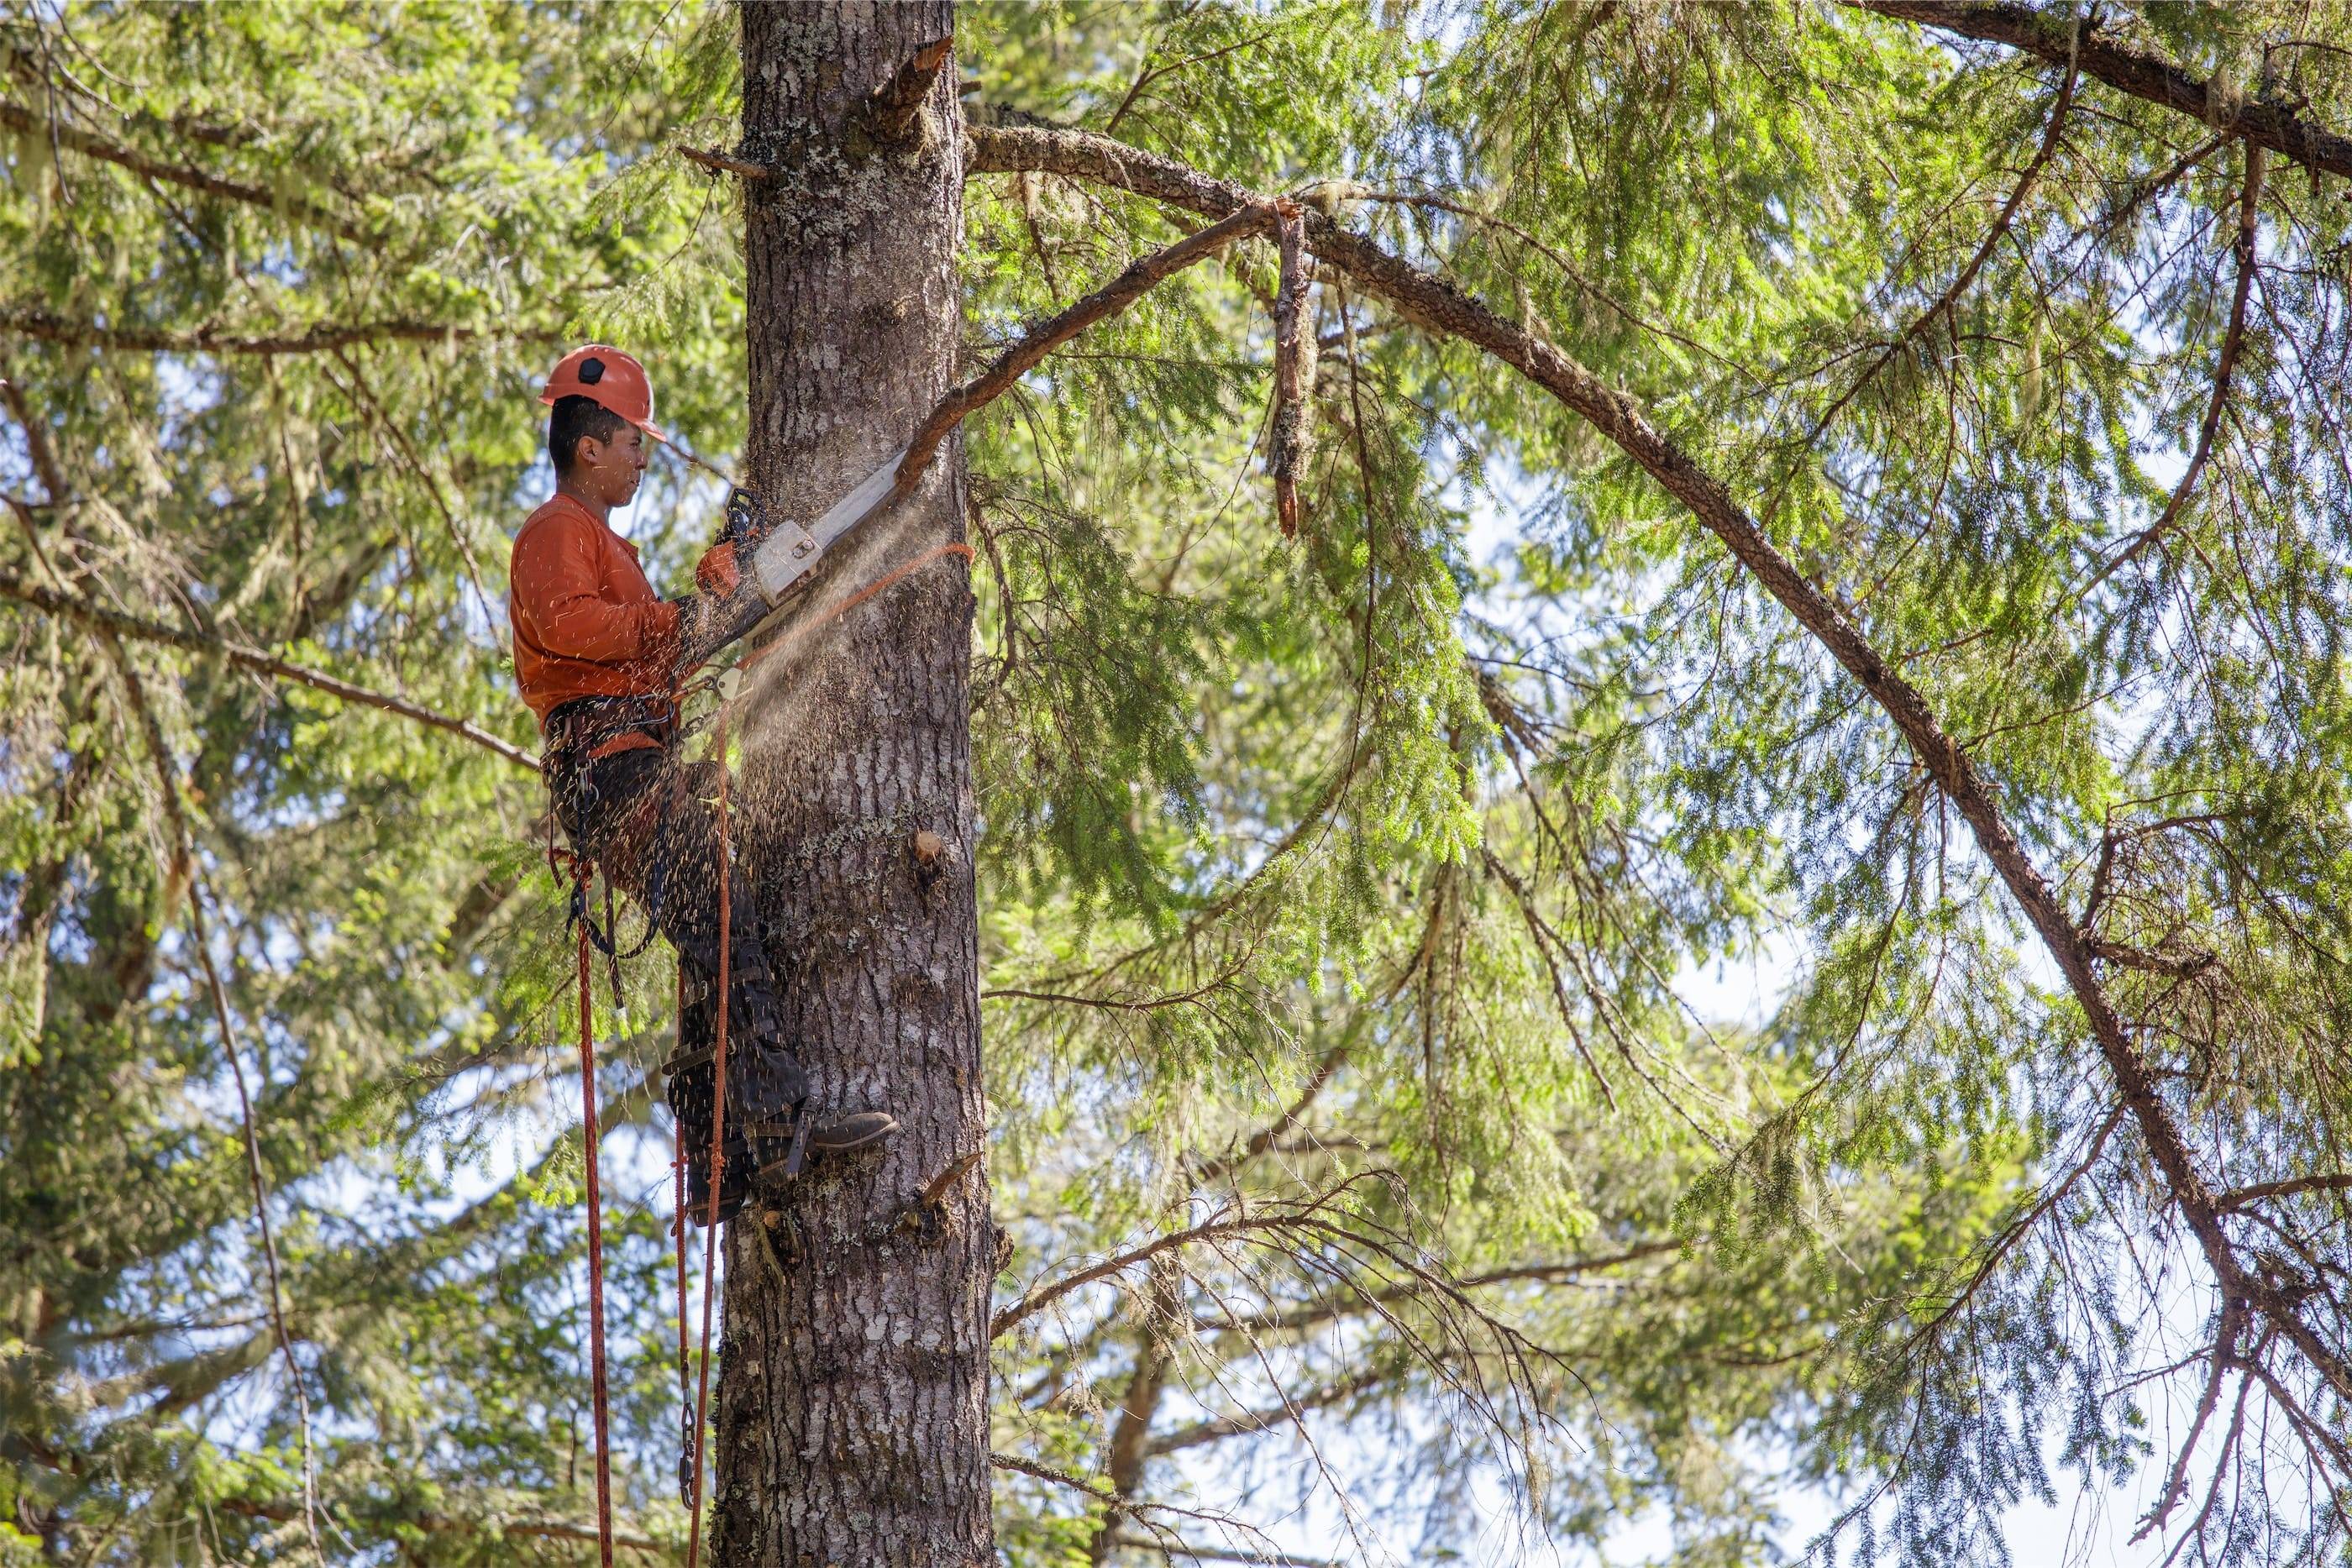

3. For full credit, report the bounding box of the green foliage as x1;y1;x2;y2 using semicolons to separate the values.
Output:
4;1;2349;1565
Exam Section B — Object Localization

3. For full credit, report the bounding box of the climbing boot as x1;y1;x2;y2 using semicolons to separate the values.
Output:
751;1107;899;1185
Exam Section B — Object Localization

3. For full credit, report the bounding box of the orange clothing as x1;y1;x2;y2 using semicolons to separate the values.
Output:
509;493;680;747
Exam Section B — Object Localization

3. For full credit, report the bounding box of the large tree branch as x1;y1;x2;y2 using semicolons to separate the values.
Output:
0;568;539;773
888;202;1273;500
964;123;2352;1405
1847;2;2352;182
684;200;1273;666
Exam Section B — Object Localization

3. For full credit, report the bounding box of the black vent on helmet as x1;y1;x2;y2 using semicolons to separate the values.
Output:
578;356;606;385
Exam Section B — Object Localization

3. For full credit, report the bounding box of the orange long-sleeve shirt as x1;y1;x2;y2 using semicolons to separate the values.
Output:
509;493;680;728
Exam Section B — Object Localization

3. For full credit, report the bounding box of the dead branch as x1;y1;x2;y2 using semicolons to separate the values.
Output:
1268;199;1315;538
677;143;771;180
1849;2;2352;181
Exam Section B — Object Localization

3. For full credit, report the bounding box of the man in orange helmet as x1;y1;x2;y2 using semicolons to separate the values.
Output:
512;344;895;1222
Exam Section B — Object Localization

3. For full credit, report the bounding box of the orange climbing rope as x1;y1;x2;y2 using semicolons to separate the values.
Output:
672;962;693;1512
683;709;732;1568
573;889;617;1568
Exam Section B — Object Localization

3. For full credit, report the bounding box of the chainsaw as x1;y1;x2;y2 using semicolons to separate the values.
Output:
684;443;911;665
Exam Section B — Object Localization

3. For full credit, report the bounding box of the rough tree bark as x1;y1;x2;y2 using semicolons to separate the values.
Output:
713;5;992;1565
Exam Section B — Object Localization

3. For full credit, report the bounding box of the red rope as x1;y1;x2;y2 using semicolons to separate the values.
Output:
673;961;691;1476
683;710;732;1568
574;902;616;1568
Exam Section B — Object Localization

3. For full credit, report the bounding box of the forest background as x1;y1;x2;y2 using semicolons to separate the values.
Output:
3;2;2350;1565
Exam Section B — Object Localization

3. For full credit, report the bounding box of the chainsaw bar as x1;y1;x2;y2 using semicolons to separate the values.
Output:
747;444;908;606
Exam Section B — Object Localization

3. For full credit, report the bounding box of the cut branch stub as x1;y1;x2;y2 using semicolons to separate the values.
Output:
865;37;955;145
1268;197;1316;539
678;143;771;181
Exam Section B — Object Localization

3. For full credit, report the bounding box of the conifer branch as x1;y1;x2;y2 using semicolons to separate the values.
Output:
1847;2;2352;182
0;98;375;243
1791;52;2079;459
0;569;541;773
1145;1367;1387;1456
189;873;326;1566
1;307;541;357
993;1172;1392;1340
2212;1172;2352;1211
966;120;2352;1412
2082;142;2265;593
216;1497;665;1556
889;202;1276;506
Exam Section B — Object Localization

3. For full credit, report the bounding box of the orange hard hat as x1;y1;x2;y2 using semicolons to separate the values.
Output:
538;344;668;444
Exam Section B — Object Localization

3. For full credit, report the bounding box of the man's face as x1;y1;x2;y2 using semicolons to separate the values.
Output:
575;421;648;509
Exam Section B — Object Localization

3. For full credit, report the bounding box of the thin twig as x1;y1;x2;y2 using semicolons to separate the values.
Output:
191;875;326;1565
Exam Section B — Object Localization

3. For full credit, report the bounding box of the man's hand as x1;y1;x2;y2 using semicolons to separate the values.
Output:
696;542;742;599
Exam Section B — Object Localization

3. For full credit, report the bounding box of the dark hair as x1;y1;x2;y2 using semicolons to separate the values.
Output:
549;394;627;475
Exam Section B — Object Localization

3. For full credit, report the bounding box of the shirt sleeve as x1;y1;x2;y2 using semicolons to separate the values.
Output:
512;511;680;664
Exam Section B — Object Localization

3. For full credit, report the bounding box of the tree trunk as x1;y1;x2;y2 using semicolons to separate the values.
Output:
713;5;991;1565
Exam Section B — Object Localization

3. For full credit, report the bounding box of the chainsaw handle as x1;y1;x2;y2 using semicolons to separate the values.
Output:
718;486;769;549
